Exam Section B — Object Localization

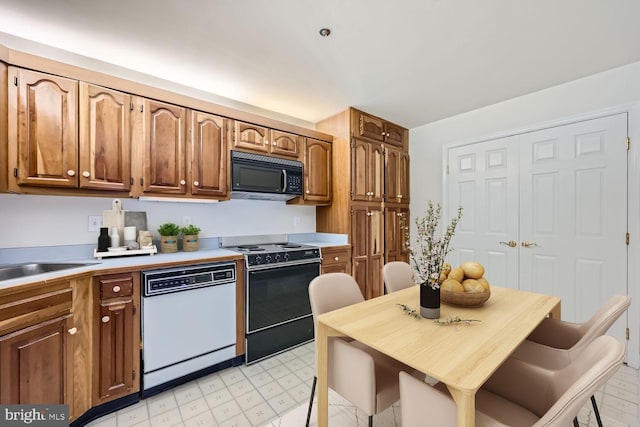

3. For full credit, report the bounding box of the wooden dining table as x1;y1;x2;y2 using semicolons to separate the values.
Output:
315;285;561;427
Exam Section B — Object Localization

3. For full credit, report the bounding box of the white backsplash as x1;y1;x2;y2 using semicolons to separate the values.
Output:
0;194;316;249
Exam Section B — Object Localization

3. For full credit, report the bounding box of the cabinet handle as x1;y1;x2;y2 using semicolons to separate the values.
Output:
180;180;186;185
82;171;90;178
499;240;518;248
194;181;200;187
113;285;121;293
68;327;78;335
67;170;76;177
334;256;339;261
102;316;110;323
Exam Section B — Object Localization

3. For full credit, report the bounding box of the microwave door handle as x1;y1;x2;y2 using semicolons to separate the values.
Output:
282;169;287;192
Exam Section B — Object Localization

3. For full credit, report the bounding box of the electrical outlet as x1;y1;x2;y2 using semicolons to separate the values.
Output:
293;216;301;226
182;216;192;226
88;215;102;232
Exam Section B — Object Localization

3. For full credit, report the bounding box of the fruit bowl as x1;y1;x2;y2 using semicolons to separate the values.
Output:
441;289;490;307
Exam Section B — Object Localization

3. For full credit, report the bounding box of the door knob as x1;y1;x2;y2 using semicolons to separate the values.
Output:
499;240;517;248
521;241;539;248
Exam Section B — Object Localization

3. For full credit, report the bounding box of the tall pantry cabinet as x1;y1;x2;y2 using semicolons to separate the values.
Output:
316;108;409;299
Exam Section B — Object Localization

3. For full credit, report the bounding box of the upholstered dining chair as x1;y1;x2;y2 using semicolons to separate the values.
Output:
510;294;631;426
382;261;415;293
399;335;625;427
306;272;412;427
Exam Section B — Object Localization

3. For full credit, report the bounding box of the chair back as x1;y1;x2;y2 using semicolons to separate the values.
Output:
309;273;365;321
571;294;631;356
534;335;625;426
382;261;415;293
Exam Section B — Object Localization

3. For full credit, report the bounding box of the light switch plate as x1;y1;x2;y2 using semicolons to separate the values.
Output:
88;215;102;232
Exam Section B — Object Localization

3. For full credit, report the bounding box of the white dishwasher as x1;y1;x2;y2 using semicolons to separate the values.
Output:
141;262;236;395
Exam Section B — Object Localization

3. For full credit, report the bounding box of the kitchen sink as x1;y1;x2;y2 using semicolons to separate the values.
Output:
0;263;91;282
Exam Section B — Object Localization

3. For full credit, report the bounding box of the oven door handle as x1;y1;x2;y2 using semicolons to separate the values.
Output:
246;258;320;271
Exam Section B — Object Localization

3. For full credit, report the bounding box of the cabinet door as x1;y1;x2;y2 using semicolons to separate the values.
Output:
142;99;187;194
385;207;410;263
304;138;332;203
13;68;78;188
384;123;405;147
0;315;72;405
233;121;269;153
385;146;410;204
190;111;228;197
356;112;385;142
350;205;369;298
79;83;131;191
97;299;134;401
321;246;351;275
351;138;370;201
270;130;300;158
368;141;384;202
368;207;385;298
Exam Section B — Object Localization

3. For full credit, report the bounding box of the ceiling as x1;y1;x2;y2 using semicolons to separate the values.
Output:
1;0;640;129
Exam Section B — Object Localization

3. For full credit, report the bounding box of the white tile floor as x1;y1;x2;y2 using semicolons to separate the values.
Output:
87;341;639;427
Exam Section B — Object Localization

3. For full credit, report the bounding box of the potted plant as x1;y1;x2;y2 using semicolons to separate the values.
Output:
180;224;201;252
157;222;181;253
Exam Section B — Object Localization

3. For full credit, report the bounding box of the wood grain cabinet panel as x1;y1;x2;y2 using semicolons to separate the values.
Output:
351;138;383;202
79;83;131;191
351;205;384;299
0;315;72;406
233;121;300;159
321;246;351;274
385;146;410;204
11;67;78;188
303;138;331;203
270;129;300;158
189;111;229;197
141;99;187;194
385;207;410;264
93;273;138;404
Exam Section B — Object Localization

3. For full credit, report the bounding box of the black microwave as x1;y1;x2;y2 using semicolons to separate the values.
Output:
230;150;303;201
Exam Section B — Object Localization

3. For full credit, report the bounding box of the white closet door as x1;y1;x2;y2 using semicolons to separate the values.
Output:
446;136;519;288
519;114;628;337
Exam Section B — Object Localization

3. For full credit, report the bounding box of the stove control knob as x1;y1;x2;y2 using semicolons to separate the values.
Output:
274;254;281;262
254;255;262;264
284;253;290;261
265;255;272;263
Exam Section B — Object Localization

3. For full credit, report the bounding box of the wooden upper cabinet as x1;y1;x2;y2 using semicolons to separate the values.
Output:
189;111;229;198
385;146;410;204
233;121;300;158
141;99;187;194
352;109;406;147
303;138;331;203
11;67;78;188
233;121;268;153
351;138;383;202
79;83;131;191
270;130;300;158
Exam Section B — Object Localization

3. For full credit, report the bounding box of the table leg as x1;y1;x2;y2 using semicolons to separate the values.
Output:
316;321;329;427
549;300;562;319
446;385;475;427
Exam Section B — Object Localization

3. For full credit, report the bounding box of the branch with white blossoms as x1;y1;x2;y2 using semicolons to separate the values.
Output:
405;201;463;290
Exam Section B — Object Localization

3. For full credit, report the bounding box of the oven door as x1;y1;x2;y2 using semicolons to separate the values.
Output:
246;261;319;333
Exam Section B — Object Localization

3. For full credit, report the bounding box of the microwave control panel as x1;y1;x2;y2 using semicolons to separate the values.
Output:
286;173;302;193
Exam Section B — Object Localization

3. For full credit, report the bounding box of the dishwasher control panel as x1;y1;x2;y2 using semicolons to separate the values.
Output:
142;262;236;296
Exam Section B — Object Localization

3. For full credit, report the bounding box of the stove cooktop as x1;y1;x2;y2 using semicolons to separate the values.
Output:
226;242;321;267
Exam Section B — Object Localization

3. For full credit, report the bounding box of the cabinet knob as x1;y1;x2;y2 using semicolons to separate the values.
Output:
334;256;339;261
113;285;121;293
264;140;269;146
180;180;186;185
397;194;403;199
306;190;310;194
82;171;90;178
68;327;78;335
102;316;110;323
386;132;390;137
272;141;277;146
381;131;385;136
67;169;76;177
194;181;200;187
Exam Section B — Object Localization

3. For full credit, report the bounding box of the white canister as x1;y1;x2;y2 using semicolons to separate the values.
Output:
124;226;137;245
110;227;120;247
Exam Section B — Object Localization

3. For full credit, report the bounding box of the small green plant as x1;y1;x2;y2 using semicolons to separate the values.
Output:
180;225;201;235
157;222;181;236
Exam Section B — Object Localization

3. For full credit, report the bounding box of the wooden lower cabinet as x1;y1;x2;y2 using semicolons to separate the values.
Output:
385;207;410;263
321;245;351;274
0;315;73;406
93;273;139;404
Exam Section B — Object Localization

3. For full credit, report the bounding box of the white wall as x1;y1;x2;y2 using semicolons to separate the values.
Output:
409;60;640;214
0;194;316;248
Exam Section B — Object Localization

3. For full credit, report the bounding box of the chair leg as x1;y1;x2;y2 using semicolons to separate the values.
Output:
305;376;317;427
573;417;580;427
591;394;603;427
368;415;373;427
